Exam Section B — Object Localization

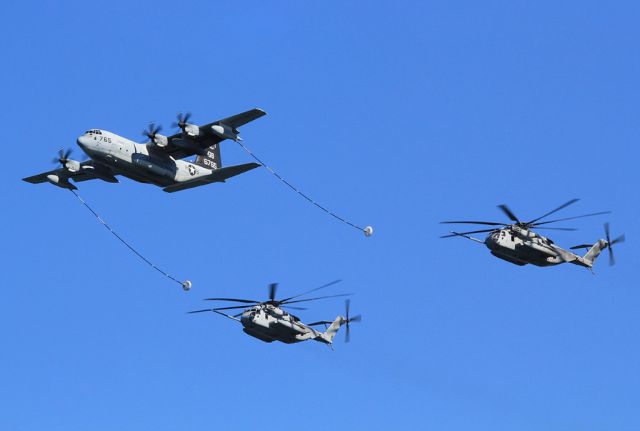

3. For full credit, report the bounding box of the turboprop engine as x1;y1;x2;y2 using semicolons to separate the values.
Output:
143;123;169;147
173;112;201;138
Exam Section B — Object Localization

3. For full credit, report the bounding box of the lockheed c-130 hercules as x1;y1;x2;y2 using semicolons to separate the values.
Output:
23;109;266;193
440;199;625;270
189;280;361;347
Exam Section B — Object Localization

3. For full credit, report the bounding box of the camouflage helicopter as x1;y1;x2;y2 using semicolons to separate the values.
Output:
441;199;625;270
189;281;361;346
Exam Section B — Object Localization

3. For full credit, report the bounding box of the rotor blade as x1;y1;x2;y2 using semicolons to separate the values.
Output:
307;321;332;327
279;279;343;303
526;198;579;225
570;244;593;250
203;298;259;303
345;324;350;343
282;293;353;305
212;305;252;311
532;211;611;226
497;204;520;223
609;247;615;266
611;234;626;245
440;221;506;226
533;227;577;231
64;148;72;159
346;299;350;319
282;306;307;311
604;222;611;242
349;314;362;322
187;309;215;314
233;312;244;317
269;283;277;302
440;228;496;238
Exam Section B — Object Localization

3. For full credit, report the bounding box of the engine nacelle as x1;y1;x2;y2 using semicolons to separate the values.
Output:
64;159;81;173
211;123;240;141
151;134;169;147
46;174;76;190
183;123;200;138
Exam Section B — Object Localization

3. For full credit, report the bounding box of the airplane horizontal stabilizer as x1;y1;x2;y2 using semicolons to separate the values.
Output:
162;162;260;193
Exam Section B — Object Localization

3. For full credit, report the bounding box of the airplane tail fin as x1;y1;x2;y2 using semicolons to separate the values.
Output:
195;143;222;170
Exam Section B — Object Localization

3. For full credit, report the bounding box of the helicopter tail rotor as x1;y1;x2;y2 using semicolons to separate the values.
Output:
343;299;361;343
604;222;625;266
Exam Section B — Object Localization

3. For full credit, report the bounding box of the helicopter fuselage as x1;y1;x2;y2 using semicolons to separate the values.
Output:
239;304;325;344
484;227;566;266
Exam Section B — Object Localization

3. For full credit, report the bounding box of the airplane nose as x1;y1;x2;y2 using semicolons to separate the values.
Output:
77;135;89;147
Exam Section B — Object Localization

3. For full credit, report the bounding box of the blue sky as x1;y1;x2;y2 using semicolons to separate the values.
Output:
2;1;639;429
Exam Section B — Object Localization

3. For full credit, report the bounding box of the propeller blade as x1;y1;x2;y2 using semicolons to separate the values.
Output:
497;204;520;223
440;221;506;226
282;293;353;305
440;228;496;238
526;198;579;225
532;211;611;227
203;298;259;303
269;283;277;302
279;279;343;303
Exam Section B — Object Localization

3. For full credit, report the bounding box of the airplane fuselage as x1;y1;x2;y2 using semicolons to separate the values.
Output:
77;129;214;187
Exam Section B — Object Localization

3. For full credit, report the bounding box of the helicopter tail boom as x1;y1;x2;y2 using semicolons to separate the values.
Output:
583;239;607;266
318;316;345;344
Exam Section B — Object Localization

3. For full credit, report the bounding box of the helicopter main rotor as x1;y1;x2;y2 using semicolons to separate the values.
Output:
440;198;611;238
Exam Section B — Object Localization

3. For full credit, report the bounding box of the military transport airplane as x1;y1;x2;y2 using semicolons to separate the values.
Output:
23;109;266;193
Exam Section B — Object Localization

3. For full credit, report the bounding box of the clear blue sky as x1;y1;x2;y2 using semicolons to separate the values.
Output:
2;1;639;429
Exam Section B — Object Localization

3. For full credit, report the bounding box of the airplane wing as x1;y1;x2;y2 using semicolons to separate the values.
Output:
162;162;260;193
148;108;266;160
23;160;118;187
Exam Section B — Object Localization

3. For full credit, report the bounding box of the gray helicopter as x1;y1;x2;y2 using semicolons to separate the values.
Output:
189;281;361;346
441;199;625;270
23;109;265;192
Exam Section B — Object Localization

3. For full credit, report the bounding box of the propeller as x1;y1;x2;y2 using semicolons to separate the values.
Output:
52;148;73;167
172;112;192;131
142;123;162;141
344;299;361;343
604;222;625;266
